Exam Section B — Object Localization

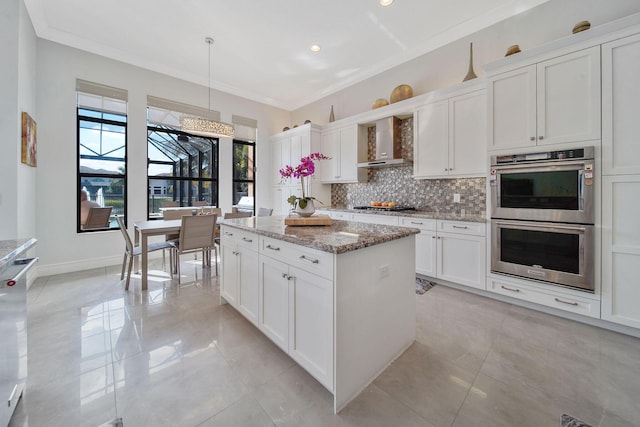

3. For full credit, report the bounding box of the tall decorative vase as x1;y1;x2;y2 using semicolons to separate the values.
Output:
329;105;335;122
463;42;478;82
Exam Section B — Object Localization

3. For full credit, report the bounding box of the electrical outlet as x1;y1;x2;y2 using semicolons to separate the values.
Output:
453;193;461;203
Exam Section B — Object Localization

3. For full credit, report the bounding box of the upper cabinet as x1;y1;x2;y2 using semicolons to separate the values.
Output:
602;33;640;175
487;46;601;151
270;124;330;215
319;124;368;183
414;88;486;178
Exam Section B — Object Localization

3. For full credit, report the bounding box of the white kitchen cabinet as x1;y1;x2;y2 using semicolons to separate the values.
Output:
259;254;290;352
602;33;640;175
414;89;486;178
437;231;486;290
601;176;640;328
487;46;601;151
399;217;437;277
270;124;330;215
259;237;334;390
288;265;334;390
320;124;367;183
220;226;260;325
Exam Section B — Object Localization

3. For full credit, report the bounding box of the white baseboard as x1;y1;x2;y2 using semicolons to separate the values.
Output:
34;252;166;278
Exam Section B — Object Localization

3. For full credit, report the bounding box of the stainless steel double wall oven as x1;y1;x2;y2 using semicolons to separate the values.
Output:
489;147;595;292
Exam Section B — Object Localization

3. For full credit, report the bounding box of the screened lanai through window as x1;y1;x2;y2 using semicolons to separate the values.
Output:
147;125;219;219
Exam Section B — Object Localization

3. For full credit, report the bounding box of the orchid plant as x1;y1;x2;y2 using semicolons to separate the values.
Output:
279;152;330;209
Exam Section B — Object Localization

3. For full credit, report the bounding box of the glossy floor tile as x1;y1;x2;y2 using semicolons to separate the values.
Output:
8;259;640;427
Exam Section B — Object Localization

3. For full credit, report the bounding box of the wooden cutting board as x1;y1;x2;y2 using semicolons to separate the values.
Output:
284;214;333;226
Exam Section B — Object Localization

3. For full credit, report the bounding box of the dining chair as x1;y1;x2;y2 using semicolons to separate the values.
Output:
170;214;217;283
83;207;113;230
116;216;174;290
223;211;253;219
257;207;273;217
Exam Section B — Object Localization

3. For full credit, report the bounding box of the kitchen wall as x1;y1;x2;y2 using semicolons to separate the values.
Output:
0;0;37;241
330;118;486;215
34;40;289;275
291;0;640;126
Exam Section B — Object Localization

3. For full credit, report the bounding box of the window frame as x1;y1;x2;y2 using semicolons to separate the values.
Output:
77;107;127;233
232;138;256;215
146;125;220;219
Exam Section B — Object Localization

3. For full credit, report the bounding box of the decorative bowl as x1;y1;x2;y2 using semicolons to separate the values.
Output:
372;98;389;109
390;84;413;103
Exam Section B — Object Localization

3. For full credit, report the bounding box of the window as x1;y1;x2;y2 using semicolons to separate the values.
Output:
77;80;127;232
231;115;258;214
232;139;255;214
146;97;222;219
147;126;219;218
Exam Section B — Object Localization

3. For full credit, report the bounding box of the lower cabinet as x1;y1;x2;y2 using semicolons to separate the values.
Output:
437;230;485;289
601;175;640;328
220;226;260;325
399;217;437;277
258;239;335;391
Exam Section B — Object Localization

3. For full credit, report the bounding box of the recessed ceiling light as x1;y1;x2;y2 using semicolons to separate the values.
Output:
310;44;321;52
380;0;394;6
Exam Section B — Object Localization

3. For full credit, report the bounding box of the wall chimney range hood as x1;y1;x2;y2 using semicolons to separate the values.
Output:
357;116;412;168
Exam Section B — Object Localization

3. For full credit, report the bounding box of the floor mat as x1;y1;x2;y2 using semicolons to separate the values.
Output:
416;276;436;294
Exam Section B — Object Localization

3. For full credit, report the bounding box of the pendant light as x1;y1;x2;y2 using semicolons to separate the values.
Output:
181;37;234;138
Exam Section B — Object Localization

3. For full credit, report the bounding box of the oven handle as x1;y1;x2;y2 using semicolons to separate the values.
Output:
491;159;590;172
492;219;589;233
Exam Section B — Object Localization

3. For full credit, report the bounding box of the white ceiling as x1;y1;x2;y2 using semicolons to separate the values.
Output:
24;0;550;110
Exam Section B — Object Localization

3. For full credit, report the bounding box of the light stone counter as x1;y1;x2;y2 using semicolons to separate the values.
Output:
320;206;486;223
219;215;420;254
0;238;37;273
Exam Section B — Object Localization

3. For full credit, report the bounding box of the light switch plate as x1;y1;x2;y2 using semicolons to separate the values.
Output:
453;193;461;203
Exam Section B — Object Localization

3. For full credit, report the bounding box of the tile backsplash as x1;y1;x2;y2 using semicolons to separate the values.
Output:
330;117;486;215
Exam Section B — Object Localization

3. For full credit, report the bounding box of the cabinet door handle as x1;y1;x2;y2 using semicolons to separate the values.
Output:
242;237;253;243
554;298;578;306
538;136;544;140
300;255;319;264
224;232;234;236
282;272;288;279
501;285;520;293
432;236;436;239
410;221;423;225
232;251;239;256
530;136;535;141
452;225;468;229
266;244;280;251
444;168;448;171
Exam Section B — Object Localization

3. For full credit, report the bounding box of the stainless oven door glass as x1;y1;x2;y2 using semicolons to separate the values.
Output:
491;220;594;292
490;161;593;224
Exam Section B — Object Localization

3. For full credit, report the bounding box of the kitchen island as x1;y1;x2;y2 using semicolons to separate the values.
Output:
219;216;419;413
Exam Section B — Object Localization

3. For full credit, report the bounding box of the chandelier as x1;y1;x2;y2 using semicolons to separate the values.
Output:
181;37;234;139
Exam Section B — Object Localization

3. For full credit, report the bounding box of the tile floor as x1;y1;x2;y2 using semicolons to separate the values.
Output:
8;257;640;427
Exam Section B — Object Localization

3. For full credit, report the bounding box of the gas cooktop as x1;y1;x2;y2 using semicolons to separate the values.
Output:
353;206;416;212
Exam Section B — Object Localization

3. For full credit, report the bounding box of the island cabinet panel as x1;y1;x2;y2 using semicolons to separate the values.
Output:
220;227;260;325
258;255;290;352
288;266;334;390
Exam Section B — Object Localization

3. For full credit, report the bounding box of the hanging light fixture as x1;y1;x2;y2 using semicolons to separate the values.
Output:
181;37;234;138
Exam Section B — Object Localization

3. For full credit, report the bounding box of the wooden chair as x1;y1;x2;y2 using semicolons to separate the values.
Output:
116;217;173;290
162;208;195;220
83;207;113;230
169;214;217;283
257;207;273;217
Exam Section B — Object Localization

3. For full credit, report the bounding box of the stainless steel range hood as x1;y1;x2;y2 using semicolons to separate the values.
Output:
357;116;412;168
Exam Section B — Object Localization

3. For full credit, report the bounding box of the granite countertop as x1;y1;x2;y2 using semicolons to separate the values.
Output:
220;216;420;254
0;238;37;273
319;206;487;223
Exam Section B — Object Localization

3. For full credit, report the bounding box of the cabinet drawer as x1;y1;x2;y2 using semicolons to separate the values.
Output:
399;217;436;231
438;220;486;236
489;277;600;318
260;236;334;280
220;226;259;251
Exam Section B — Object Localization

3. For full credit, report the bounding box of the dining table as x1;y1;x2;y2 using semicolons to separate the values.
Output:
133;219;182;291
